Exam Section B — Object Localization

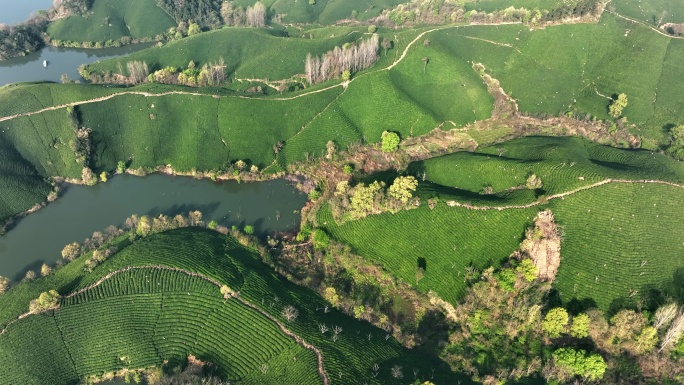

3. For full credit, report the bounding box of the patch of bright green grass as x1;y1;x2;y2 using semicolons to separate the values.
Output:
611;0;684;25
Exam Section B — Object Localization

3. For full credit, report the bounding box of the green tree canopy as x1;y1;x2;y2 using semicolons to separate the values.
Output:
553;348;607;381
570;313;590;338
543;307;569;338
388;176;418;204
609;93;628;118
381;131;400;152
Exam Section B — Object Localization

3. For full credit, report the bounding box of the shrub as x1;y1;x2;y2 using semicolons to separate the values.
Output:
312;229;330;251
207;220;218;230
381;131;400;152
244;225;254;235
29;290;61;313
40;264;53;277
368;25;377;33
309;189;322;201
0;276;9;294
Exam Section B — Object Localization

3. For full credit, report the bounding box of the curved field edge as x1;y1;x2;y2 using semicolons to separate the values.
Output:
1;266;324;385
0;228;469;385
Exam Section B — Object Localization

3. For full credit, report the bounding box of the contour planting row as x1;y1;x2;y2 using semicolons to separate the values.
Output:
550;183;684;310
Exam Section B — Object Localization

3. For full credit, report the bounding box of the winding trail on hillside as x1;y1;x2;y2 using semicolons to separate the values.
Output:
0;22;523;125
445;179;684;211
607;10;684;40
0;265;330;385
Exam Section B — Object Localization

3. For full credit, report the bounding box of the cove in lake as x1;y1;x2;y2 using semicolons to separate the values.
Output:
0;174;307;281
0;0;54;25
0;43;153;87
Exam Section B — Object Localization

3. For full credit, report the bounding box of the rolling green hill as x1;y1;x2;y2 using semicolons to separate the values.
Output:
47;0;176;43
428;14;684;143
0;228;467;384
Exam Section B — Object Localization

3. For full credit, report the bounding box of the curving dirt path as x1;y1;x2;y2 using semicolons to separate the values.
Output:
0;265;330;385
445;179;684;211
607;10;684;40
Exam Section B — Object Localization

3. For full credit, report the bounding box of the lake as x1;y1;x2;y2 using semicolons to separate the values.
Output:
0;0;54;25
0;174;307;281
0;43;153;87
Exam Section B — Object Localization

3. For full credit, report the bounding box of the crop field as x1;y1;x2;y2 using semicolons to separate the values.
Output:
611;0;684;26
79;87;342;171
0;228;467;384
412;136;684;201
549;182;684;312
429;14;684;142
0;268;320;384
47;0;176;43
231;0;405;24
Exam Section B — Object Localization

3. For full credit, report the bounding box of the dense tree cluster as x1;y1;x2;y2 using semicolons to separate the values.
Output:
155;0;222;28
29;290;61;313
331;175;418;220
304;35;379;85
0;22;46;61
383;0;602;26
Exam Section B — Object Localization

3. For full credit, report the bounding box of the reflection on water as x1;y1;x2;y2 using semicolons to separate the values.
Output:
0;44;153;87
0;0;54;25
0;174;306;280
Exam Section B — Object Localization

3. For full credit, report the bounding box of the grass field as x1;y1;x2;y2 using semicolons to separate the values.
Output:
322;136;684;309
429;14;684;143
611;0;684;26
0;228;468;384
47;0;176;43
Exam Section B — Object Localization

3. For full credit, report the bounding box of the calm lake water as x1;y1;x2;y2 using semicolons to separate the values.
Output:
0;43;153;87
0;0;54;25
0;175;307;281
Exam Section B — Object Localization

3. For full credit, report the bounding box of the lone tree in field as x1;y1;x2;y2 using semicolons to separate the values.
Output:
381;131;400;152
0;276;9;294
609;93;628;118
422;57;429;73
526;173;543;189
246;1;266;27
381;37;392;56
282;305;299;322
29;290;61;313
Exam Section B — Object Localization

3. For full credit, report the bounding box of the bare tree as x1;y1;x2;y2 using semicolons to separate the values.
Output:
282;305;299;322
318;323;329;334
304;35;379;85
0;276;9;294
246;1;266;27
126;61;149;84
391;365;403;379
659;311;684;352
381;37;391;56
333;325;343;335
654;303;678;330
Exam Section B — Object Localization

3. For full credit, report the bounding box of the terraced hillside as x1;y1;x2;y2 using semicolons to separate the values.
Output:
47;0;176;43
0;228;466;385
322;137;684;308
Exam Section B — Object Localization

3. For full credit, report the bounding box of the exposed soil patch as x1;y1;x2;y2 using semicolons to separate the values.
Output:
518;210;561;282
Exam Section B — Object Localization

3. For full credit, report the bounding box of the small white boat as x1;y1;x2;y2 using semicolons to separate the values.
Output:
43;60;48;68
